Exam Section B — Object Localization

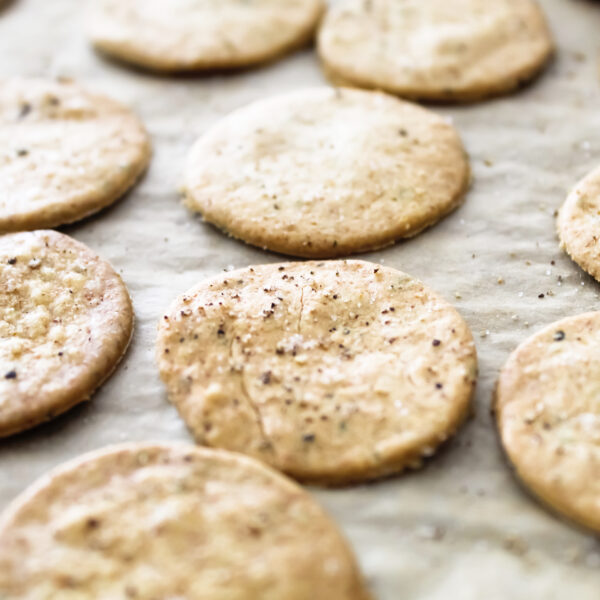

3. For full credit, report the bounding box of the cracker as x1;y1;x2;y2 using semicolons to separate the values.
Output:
318;0;554;102
88;0;325;72
557;165;600;282
157;260;477;484
0;78;150;232
495;312;600;532
183;87;470;258
0;443;370;599
0;230;133;437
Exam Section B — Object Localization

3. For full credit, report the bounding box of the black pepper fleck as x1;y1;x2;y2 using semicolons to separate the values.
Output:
302;434;316;443
432;339;441;347
18;102;32;119
7;257;16;265
4;370;17;380
553;330;566;342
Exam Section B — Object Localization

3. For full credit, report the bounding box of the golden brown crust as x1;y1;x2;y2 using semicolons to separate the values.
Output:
88;0;325;73
0;443;370;599
557;165;600;282
317;0;554;103
156;260;478;485
0;230;134;437
496;312;600;533
183;87;470;258
0;78;151;233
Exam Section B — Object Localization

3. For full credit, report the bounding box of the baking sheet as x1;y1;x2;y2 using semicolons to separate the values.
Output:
1;1;600;598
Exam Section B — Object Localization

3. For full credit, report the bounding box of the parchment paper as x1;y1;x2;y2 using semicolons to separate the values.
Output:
1;1;600;598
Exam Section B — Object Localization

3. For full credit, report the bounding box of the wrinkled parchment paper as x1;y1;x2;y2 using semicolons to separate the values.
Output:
1;1;600;598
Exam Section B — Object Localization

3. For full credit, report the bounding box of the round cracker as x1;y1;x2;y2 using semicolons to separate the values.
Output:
495;312;600;533
0;78;150;233
0;230;133;437
88;0;325;72
557;165;600;283
0;443;370;599
156;260;477;484
317;0;553;102
183;87;470;258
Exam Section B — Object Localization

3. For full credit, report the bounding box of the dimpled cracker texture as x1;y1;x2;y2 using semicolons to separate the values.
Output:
0;78;150;232
558;166;600;283
0;444;371;600
88;0;325;72
183;87;470;258
496;312;600;533
0;230;133;437
157;261;478;484
318;0;553;102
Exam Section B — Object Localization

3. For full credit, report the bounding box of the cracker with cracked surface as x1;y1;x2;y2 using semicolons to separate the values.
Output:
0;230;133;437
318;0;553;102
557;165;600;283
157;260;477;484
0;443;371;600
495;312;600;533
183;87;470;258
0;78;150;232
88;0;325;72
